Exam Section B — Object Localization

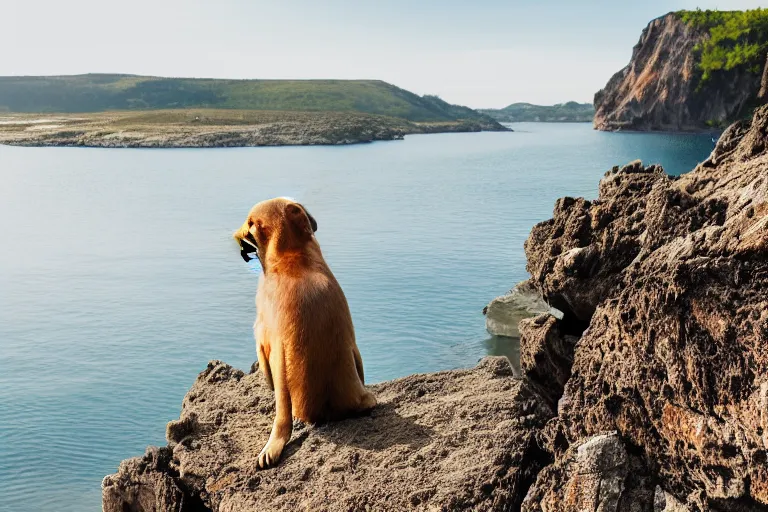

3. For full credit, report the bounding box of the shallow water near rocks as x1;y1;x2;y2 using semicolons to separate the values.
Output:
0;123;713;511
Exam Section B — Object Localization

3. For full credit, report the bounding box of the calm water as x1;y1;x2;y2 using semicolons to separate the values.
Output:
0;123;712;511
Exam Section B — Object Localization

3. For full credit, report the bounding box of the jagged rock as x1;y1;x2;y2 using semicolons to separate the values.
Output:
103;357;554;512
105;105;768;512
594;13;761;132
655;487;694;512
525;106;768;509
483;280;561;338
102;446;194;512
522;432;656;512
518;314;578;405
524;160;669;327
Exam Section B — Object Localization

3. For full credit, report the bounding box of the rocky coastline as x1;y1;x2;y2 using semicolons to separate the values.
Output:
0;111;508;149
104;105;768;511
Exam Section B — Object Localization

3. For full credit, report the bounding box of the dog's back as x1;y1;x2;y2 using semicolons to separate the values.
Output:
274;268;367;422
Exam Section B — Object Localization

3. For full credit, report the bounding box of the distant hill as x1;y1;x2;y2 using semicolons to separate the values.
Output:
0;74;500;126
480;102;594;123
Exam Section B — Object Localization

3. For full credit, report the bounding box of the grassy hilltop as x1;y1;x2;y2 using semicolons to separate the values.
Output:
0;74;496;125
0;74;509;147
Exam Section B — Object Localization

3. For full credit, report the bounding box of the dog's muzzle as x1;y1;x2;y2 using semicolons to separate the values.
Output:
239;236;259;263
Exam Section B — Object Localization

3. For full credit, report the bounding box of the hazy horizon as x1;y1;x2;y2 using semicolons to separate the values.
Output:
4;1;767;109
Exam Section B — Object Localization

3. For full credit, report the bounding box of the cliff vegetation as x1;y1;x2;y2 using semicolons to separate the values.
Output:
678;8;768;82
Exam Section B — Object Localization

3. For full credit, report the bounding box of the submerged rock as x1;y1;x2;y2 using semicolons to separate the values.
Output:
483;280;561;338
103;357;553;512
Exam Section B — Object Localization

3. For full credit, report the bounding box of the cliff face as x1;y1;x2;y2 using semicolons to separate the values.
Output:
594;13;761;132
524;105;768;510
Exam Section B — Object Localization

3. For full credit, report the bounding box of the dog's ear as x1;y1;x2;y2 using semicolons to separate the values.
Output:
285;203;316;237
298;204;318;233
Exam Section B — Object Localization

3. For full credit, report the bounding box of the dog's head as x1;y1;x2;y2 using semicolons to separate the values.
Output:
233;197;318;267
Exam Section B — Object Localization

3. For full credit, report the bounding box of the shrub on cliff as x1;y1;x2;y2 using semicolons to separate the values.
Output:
679;8;768;81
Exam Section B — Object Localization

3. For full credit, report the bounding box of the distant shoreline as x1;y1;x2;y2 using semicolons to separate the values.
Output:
480;102;594;124
0;110;511;149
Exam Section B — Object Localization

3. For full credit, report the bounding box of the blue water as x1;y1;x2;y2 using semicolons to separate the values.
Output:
0;123;713;512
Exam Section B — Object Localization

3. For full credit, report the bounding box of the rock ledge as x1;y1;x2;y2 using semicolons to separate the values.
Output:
103;357;553;511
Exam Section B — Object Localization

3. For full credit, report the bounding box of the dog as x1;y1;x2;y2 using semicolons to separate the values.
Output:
234;197;376;468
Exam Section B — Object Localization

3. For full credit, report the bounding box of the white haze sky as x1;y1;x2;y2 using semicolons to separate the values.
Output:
3;0;767;108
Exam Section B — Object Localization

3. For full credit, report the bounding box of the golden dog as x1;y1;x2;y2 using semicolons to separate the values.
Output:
234;197;376;468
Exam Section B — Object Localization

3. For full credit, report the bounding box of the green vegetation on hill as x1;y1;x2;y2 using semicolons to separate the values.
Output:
0;74;497;125
678;8;768;82
480;102;593;123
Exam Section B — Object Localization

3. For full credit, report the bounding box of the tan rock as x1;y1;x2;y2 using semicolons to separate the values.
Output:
103;357;554;512
483;280;560;338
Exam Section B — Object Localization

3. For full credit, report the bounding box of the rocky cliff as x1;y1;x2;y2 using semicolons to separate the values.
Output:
105;106;768;511
523;105;768;510
594;12;764;132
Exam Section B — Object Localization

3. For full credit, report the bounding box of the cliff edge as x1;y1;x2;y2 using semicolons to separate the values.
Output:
102;358;553;511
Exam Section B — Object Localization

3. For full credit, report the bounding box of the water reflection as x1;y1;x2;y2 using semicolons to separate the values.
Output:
483;335;521;376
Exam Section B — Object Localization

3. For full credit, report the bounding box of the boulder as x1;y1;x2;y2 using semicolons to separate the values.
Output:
483;280;560;338
524;160;669;328
102;446;190;512
522;432;656;512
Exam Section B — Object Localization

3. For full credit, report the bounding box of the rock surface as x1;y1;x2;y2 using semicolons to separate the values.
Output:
594;13;762;132
522;432;656;512
518;314;578;406
524;160;669;328
103;357;554;512
524;105;768;509
655;487;694;512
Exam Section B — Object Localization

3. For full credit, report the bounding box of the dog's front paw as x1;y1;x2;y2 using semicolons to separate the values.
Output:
257;440;285;469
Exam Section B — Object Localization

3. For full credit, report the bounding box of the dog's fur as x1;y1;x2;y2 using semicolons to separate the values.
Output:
234;197;376;468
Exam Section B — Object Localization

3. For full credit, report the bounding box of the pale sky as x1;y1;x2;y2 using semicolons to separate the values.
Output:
3;1;766;108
